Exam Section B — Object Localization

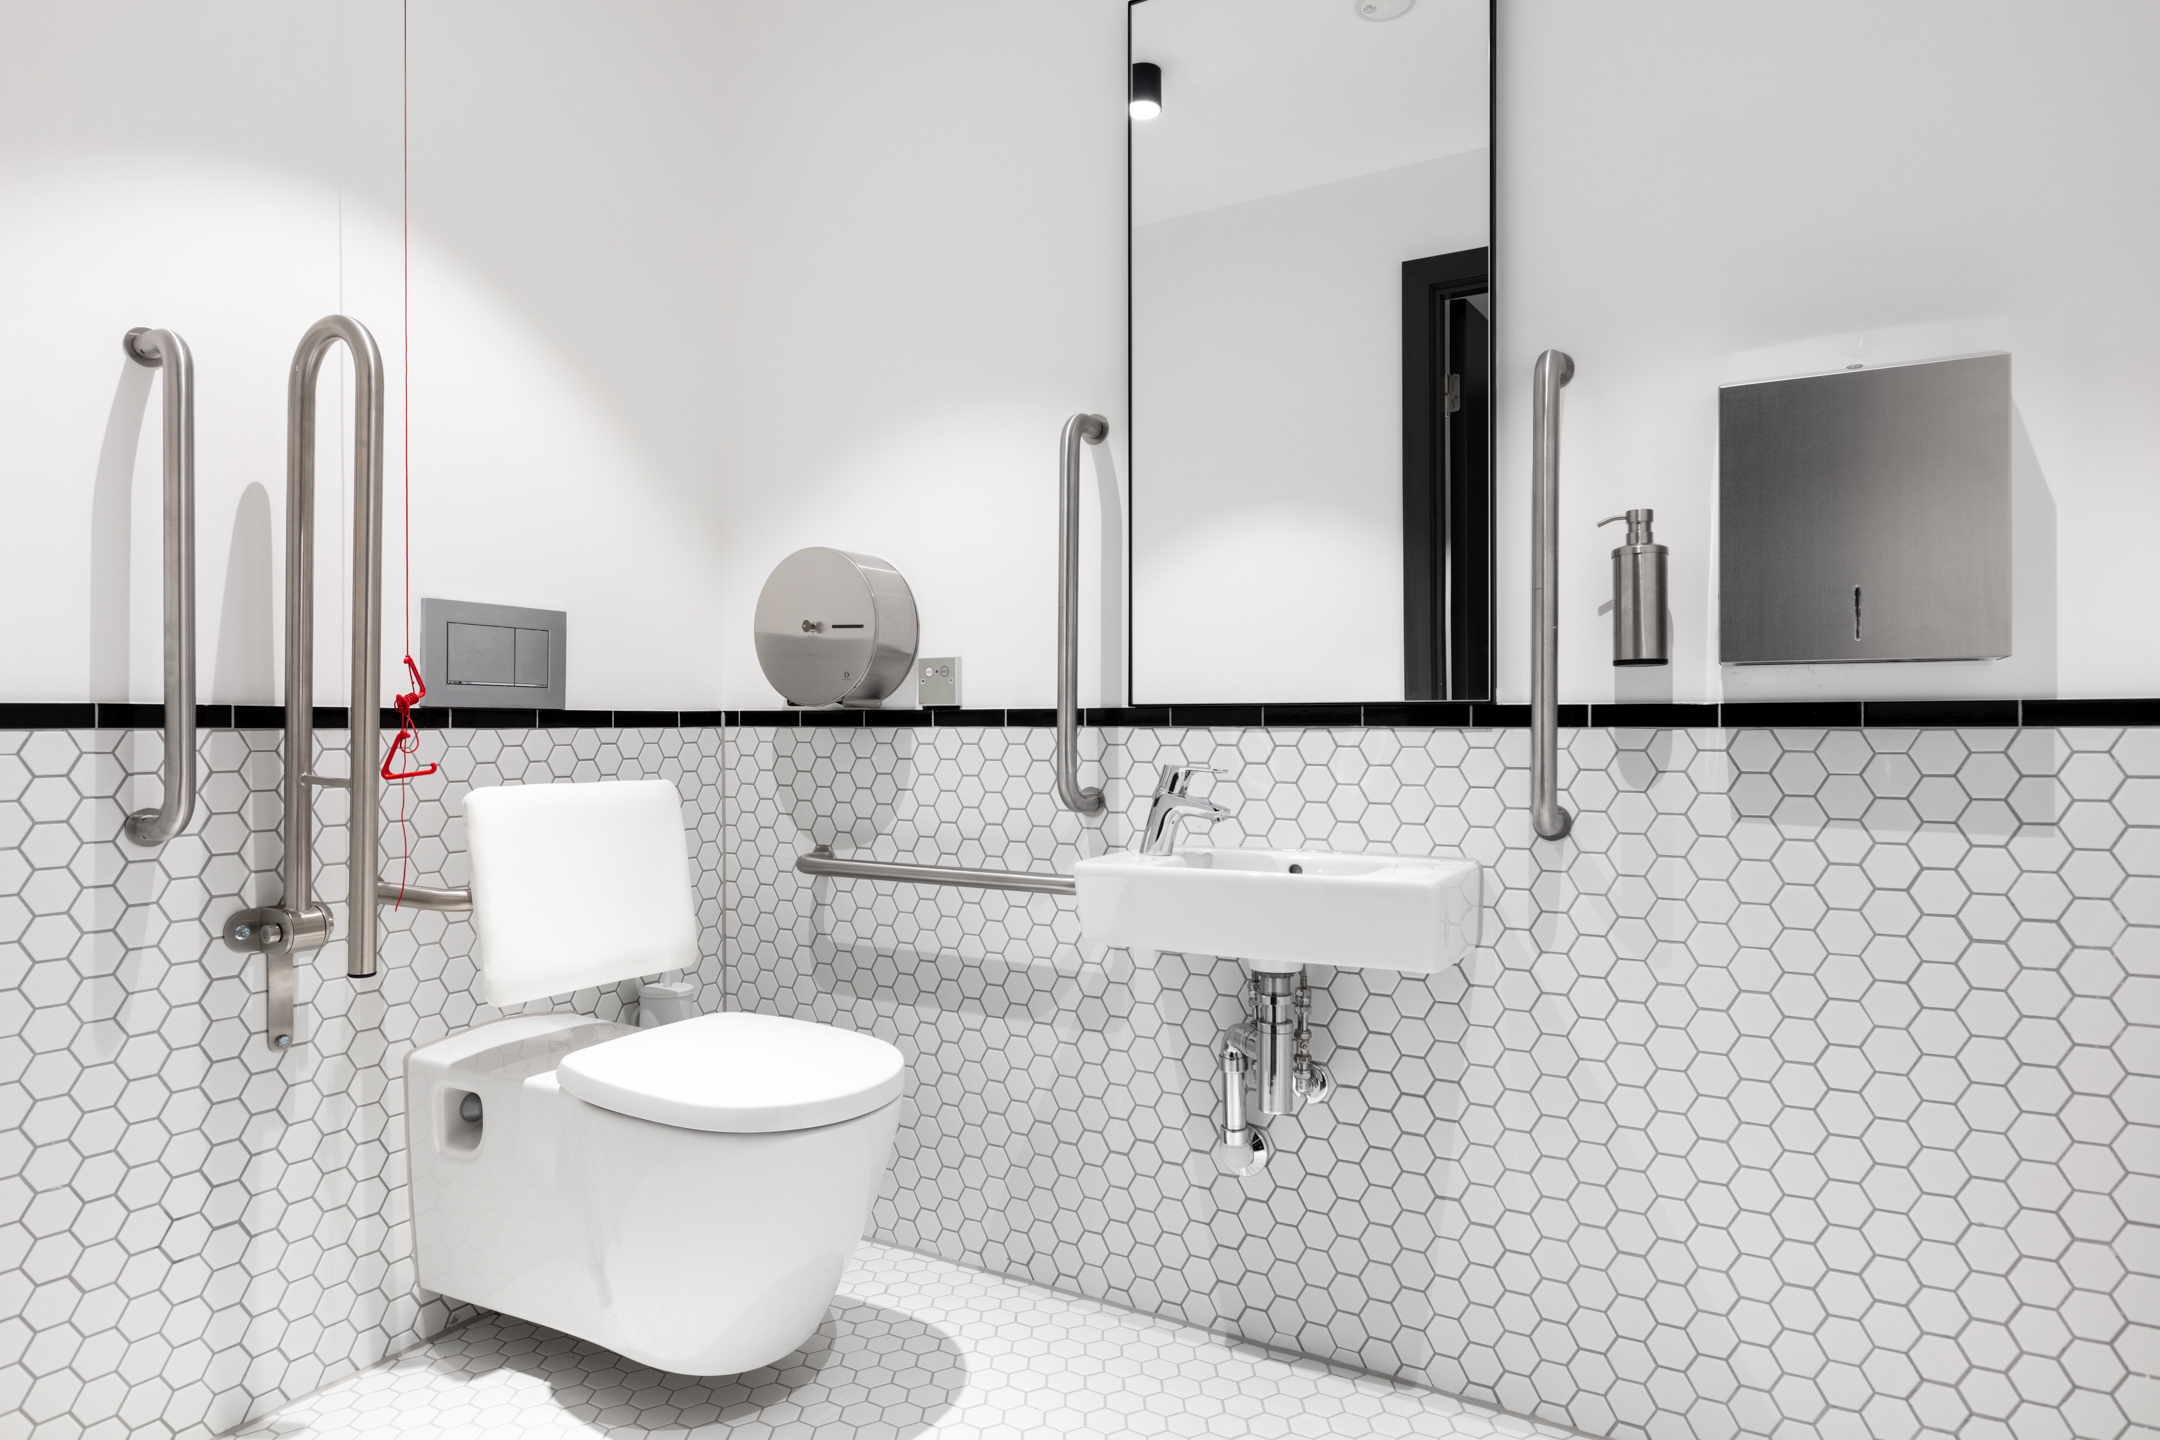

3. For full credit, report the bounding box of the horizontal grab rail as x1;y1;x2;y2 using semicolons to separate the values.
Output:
797;845;1076;897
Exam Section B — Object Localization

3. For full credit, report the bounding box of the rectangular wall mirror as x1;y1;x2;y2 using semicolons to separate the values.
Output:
1128;0;1494;706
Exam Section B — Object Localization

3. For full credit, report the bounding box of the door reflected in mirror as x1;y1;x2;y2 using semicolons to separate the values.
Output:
1129;0;1493;704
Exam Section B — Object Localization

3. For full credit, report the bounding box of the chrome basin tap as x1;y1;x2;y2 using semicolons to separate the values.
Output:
1140;764;1233;855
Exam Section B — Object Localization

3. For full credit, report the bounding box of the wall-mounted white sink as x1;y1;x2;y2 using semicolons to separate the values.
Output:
1074;848;1480;974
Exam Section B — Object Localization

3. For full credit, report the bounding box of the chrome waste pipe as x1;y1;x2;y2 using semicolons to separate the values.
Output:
1531;349;1574;841
1056;412;1108;814
1219;1035;1266;1176
120;327;197;847
1217;970;1329;1178
222;316;471;1052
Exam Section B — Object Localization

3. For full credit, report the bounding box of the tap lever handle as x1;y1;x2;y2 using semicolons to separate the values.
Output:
1154;762;1219;797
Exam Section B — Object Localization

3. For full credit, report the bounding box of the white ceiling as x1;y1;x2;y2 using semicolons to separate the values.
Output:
1131;0;1489;226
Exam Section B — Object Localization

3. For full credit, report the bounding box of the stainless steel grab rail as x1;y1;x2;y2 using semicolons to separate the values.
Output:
798;845;1077;897
1531;349;1574;841
221;315;479;1050
384;883;475;913
120;328;197;847
1057;412;1109;814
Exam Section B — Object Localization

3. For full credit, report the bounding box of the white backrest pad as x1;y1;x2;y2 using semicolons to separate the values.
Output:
464;779;699;1007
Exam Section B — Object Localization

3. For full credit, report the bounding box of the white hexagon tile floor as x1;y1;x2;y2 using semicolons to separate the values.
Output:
231;1242;1574;1440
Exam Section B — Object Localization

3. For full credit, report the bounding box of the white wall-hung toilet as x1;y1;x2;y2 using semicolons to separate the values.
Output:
405;779;904;1376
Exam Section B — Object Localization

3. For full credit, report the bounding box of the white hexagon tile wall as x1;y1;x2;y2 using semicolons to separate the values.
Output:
0;717;2151;1440
727;721;2153;1440
0;723;725;1440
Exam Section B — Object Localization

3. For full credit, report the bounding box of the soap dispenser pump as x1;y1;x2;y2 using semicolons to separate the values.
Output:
1598;509;1669;666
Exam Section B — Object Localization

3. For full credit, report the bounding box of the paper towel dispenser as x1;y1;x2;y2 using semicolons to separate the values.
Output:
1719;352;2010;665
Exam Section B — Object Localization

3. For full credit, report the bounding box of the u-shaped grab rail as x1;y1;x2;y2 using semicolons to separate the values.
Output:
1056;412;1109;814
120;328;197;847
223;315;466;1051
1531;349;1574;841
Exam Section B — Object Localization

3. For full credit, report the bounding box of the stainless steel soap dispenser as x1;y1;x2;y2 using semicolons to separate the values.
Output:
1598;509;1669;666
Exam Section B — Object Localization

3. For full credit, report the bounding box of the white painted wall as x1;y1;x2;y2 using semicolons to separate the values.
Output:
717;0;2160;711
11;1;2158;712
0;1;728;709
707;0;1130;711
1131;152;1487;703
1129;0;1488;226
1496;0;2160;704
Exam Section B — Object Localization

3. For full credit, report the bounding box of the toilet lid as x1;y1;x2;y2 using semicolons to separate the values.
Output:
557;1012;905;1134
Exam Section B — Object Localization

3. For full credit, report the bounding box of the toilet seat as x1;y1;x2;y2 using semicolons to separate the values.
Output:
558;1012;904;1134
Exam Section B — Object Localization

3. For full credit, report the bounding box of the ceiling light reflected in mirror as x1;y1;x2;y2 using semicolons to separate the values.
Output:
1130;61;1162;120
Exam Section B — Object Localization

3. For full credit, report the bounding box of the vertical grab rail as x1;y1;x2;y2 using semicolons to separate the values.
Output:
1531;350;1574;841
1056;412;1109;814
120;328;197;847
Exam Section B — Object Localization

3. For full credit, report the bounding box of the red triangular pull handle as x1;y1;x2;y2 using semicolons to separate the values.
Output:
382;655;439;781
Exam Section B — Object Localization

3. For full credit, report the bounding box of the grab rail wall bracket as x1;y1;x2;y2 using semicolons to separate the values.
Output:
1531;349;1574;841
797;845;1077;897
1056;412;1109;814
120;327;197;848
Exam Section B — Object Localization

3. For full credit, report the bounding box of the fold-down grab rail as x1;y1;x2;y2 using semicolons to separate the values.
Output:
797;845;1077;897
220;314;474;1053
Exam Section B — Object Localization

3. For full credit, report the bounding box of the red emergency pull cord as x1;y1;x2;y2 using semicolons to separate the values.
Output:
382;655;439;782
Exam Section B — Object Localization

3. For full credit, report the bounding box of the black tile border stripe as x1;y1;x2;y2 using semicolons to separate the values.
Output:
545;709;617;728
1471;704;1592;729
2021;698;2160;727
449;707;537;729
1263;704;1364;728
1360;703;1473;728
799;709;865;728
8;698;2160;731
1592;703;1723;729
1718;701;1864;728
1863;699;2020;728
0;704;96;729
1084;706;1171;727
